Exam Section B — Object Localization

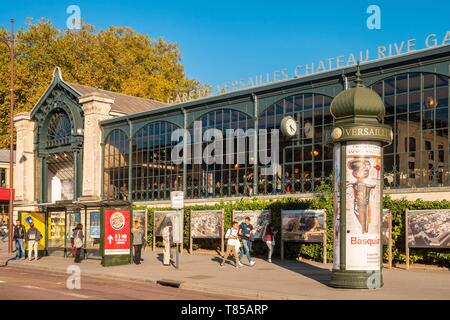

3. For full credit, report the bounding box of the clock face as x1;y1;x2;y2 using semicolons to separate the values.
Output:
281;116;298;138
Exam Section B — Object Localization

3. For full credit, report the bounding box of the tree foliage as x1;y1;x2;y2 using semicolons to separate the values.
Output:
0;19;204;148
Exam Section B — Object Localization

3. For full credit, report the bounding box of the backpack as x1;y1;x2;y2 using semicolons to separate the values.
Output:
74;230;83;248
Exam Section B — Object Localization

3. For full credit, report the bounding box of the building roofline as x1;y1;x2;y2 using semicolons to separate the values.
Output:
100;44;450;126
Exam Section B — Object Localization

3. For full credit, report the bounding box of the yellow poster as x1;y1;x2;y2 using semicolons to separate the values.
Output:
20;211;46;251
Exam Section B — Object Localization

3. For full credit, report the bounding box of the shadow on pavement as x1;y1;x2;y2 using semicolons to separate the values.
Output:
270;259;332;286
210;256;237;267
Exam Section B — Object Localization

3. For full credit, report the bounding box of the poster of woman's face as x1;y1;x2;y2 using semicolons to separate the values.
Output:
61;180;74;200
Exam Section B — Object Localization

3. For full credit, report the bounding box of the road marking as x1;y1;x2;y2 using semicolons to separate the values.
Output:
20;284;90;299
65;292;90;299
22;285;42;290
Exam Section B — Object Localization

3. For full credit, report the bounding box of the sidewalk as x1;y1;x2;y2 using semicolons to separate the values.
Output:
2;245;450;300
0;238;15;266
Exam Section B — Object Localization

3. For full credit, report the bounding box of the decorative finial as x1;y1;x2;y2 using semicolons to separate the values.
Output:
354;62;364;87
53;67;63;82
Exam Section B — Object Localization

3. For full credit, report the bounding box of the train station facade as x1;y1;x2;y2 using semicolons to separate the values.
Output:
13;45;450;216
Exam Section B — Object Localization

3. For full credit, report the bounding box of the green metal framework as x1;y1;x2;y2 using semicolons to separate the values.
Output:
100;47;450;202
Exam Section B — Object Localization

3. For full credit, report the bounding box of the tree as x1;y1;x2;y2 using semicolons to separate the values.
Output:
0;19;205;148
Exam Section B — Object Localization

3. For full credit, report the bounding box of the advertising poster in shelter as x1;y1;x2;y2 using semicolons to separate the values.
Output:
382;209;391;246
48;212;65;248
281;209;325;242
90;212;101;239
20;211;46;251
233;210;271;239
104;210;131;255
190;210;223;239
407;209;450;248
66;211;81;241
333;143;341;269
345;142;382;271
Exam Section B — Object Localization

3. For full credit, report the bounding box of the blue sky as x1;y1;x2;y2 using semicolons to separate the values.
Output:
1;0;449;89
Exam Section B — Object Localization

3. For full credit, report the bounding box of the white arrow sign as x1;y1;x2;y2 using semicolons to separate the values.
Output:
107;234;113;245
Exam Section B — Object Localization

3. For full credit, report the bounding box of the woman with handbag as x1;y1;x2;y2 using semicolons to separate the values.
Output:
71;223;84;263
263;224;277;263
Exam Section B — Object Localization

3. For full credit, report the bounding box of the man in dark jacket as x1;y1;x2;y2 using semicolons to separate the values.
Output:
13;220;26;259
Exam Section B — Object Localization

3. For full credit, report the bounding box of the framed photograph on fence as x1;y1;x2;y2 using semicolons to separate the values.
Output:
153;210;184;253
406;209;450;269
189;210;224;254
280;209;327;263
232;210;271;239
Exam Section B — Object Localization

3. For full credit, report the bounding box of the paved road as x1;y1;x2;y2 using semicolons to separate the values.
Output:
0;266;242;300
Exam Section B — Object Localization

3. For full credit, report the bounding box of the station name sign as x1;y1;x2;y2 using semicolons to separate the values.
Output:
332;125;393;143
168;31;450;104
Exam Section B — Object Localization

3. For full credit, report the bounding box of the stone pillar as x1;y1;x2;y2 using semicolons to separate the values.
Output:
14;112;36;203
78;92;114;200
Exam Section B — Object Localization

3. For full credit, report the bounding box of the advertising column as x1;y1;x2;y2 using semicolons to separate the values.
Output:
329;65;392;289
103;209;131;266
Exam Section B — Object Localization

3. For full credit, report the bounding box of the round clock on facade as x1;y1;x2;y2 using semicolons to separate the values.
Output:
280;116;298;138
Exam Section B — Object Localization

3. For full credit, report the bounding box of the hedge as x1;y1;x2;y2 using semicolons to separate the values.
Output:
134;182;450;267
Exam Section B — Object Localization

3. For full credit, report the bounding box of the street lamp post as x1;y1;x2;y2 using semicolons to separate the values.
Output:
1;19;15;254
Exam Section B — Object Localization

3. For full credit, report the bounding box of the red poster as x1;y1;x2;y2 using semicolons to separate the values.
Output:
104;210;130;255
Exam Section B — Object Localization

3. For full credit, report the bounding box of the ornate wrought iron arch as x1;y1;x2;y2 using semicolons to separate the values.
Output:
34;84;84;154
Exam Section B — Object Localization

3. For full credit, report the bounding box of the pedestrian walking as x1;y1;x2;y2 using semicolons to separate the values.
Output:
26;222;42;261
132;220;145;265
248;224;255;253
263;224;277;263
238;217;255;266
162;221;172;266
221;221;240;268
13;219;26;259
71;223;84;263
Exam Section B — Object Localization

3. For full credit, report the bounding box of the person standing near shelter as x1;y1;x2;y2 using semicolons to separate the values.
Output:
26;222;42;261
162;221;172;266
13;220;26;259
239;217;255;266
132;220;145;265
71;224;84;263
263;224;277;263
221;221;240;268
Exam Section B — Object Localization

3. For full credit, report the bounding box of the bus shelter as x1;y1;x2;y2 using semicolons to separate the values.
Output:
40;199;130;260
